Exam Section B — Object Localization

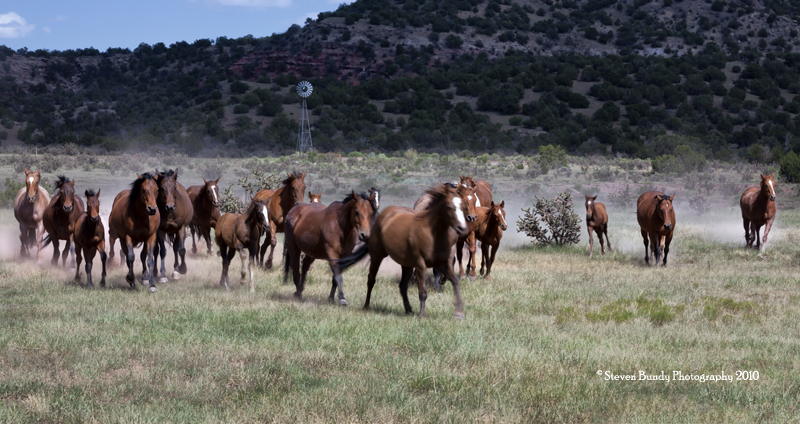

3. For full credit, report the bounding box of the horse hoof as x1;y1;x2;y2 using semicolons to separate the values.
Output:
178;265;187;275
454;312;465;320
339;299;348;306
293;291;302;299
86;284;93;290
468;275;477;281
125;274;135;283
159;277;169;284
172;271;181;280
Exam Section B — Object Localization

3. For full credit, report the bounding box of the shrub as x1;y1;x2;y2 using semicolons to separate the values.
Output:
0;177;24;208
780;151;800;182
689;192;711;215
230;80;249;94
517;191;582;246
219;183;247;214
536;144;568;174
233;104;249;114
609;184;636;209
444;34;463;49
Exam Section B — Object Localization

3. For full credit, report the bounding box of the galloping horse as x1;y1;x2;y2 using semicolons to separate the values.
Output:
108;173;160;292
339;185;471;318
459;175;493;207
455;201;508;280
187;178;221;255
252;172;306;268
284;191;374;305
636;191;675;266
585;195;612;258
42;176;85;267
215;199;270;292
14;168;50;260
153;169;193;283
308;191;322;204
740;173;777;250
73;190;107;289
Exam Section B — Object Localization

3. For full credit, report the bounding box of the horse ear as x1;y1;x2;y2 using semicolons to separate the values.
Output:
36;170;41;177
668;194;675;201
137;173;143;179
351;190;357;199
96;188;101;197
203;178;209;184
214;177;220;184
286;172;292;177
770;172;775;178
761;173;767;179
500;200;505;208
301;172;306;180
85;190;91;197
174;169;180;179
592;195;597;201
490;201;495;208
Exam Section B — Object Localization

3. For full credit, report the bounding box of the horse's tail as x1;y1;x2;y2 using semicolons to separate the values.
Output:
337;243;369;272
40;233;53;249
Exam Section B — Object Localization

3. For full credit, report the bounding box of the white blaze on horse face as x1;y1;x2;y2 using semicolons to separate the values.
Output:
475;197;481;207
452;197;467;227
28;176;34;184
261;205;269;224
587;200;592;205
374;192;380;208
768;180;775;197
499;209;507;227
312;198;319;203
210;185;218;203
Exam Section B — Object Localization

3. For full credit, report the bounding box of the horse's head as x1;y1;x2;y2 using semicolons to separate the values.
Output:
490;200;508;231
85;189;101;222
459;174;476;189
135;173;159;216
249;198;270;229
443;184;469;237
585;195;598;220
456;184;478;222
761;173;776;202
308;191;322;203
655;194;675;231
348;191;372;242
24;168;40;203
156;169;179;213
284;172;306;206
56;176;76;213
368;187;380;211
203;177;220;207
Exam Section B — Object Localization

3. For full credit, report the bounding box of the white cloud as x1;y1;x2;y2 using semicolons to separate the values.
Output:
42;26;51;33
0;12;35;39
207;0;292;7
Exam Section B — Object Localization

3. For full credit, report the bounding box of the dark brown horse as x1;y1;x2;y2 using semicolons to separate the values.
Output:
252;172;306;268
152;169;194;283
284;191;375;305
636;191;675;266
308;191;322;204
73;190;107;289
339;185;471;318
740;173;777;250
455;201;508;281
41;176;85;267
187;178;221;255
585;195;612;258
108;173;161;292
215;199;270;292
14;168;50;260
459;174;493;207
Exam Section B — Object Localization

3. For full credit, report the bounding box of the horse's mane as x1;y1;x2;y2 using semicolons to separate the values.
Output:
282;171;304;187
54;175;70;191
85;189;97;197
418;185;453;220
657;194;671;201
127;173;156;212
159;169;177;179
342;192;369;203
444;182;458;189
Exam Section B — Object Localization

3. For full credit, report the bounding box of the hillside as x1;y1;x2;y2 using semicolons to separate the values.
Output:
1;0;800;161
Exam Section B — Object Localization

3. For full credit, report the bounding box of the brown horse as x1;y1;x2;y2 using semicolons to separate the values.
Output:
73;190;107;289
339;185;471;318
215;199;270;292
308;191;322;204
152;169;194;283
284;191;375;305
456;201;508;281
636;191;675;266
585;195;612;258
459;174;493;207
187;178;221;255
14;168;50;260
108;173;161;292
252;172;306;268
740;173;777;250
42;176;85;267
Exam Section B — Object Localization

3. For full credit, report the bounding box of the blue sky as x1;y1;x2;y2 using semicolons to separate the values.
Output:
0;0;350;52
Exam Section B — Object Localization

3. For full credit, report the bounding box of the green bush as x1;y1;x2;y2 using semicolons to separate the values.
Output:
0;177;24;208
444;34;463;49
233;104;249;114
517;191;582;246
536;144;567;174
230;80;249;94
780;151;800;182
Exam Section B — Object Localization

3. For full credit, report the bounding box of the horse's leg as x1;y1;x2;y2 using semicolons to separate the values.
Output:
51;238;61;266
663;233;673;266
145;235;157;292
467;233;477;280
587;226;595;258
68;234;76;267
247;245;257;293
597;228;605;256
484;243;498;280
35;221;45;262
219;244;230;289
742;217;752;248
258;227;269;266
328;259;347;306
74;243;83;283
204;226;213;255
298;255;314;297
98;240;107;288
480;241;488;276
123;237;135;288
108;232;117;266
18;223;28;258
177;227;188;276
652;232;662;265
237;243;248;285
85;246;97;289
436;262;464;319
156;232;168;283
455;239;465;278
761;218;774;250
641;229;649;264
604;225;612;252
400;266;415;315
265;224;278;269
755;224;763;250
141;245;150;281
364;255;384;310
414;262;429;318
190;226;198;254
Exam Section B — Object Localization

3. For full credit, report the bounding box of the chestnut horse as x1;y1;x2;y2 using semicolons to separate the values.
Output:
152;169;194;283
73;190;107;289
459;175;493;207
636;191;675;266
108;173;160;292
283;191;375;305
740;173;777;250
215;199;270;292
456;201;508;281
308;191;322;204
14;168;50;260
585;195;612;258
339;185;471;318
252;172;306;268
42;176;85;267
187;178;221;255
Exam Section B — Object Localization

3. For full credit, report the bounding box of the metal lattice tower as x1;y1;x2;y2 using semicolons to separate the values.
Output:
296;81;313;152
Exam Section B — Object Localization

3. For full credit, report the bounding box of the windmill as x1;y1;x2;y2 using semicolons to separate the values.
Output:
296;81;313;152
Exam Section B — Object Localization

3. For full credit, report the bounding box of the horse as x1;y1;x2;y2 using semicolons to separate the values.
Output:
459;174;493;207
283;191;375;305
339;184;471;318
308;191;322;204
41;176;85;267
152;169;193;283
14;168;50;260
215;199;270;292
456;201;507;281
108;173;161;292
636;191;675;266
740;173;777;250
252;171;306;268
585;195;612;258
73;190;107;289
186;178;221;255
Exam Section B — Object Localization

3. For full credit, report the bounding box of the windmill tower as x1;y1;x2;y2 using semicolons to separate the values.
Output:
296;81;313;152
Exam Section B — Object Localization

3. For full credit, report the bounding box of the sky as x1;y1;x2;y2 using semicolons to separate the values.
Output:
0;0;352;52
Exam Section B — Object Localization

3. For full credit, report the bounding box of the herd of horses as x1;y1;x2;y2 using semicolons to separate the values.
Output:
12;166;778;317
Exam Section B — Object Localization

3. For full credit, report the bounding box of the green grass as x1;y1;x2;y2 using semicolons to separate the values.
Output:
2;204;800;423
